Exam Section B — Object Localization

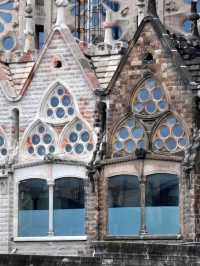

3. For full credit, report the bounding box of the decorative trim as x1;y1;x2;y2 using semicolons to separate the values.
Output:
14;236;87;242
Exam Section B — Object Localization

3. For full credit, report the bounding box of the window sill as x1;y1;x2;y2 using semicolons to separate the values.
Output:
14;236;87;242
105;234;182;240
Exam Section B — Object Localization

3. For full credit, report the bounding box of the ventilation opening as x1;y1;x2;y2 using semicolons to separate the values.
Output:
12;108;19;147
54;59;62;68
143;52;154;64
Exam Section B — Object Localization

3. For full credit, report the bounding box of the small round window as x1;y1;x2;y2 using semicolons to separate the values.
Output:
152;115;189;153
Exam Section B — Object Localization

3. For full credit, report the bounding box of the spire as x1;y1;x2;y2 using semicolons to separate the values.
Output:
189;0;200;38
24;0;34;52
55;0;69;29
147;0;158;17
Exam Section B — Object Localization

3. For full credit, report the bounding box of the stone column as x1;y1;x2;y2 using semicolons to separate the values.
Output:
48;180;55;236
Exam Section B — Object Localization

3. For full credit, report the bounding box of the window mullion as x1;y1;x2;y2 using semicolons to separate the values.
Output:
139;177;147;235
48;181;54;236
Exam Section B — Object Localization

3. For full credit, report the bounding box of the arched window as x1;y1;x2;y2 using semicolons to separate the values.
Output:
53;178;85;236
132;78;168;116
11;108;19;147
108;175;140;235
152;115;189;153
145;174;179;234
40;82;77;124
60;118;95;158
112;117;147;157
18;179;49;237
23;121;57;159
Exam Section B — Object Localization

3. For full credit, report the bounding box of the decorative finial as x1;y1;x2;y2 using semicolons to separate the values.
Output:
103;9;114;46
147;0;158;17
55;0;69;28
24;0;34;52
189;0;200;38
137;0;145;25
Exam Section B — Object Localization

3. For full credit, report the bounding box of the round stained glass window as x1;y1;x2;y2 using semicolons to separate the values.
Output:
1;148;7;156
49;145;55;153
0;136;4;146
132;128;143;139
65;144;72;152
166;138;177;151
153;88;163;100
81;131;90;142
57;86;64;96
76;123;83;131
37;145;46;156
146;102;156;114
160;126;170;138
43;134;52;144
68;107;74;115
56;107;65;118
114;141;123;151
69;132;78;143
32;134;40;145
134;103;144;113
138;88;149;102
38;126;45;134
119;127;129;140
87;143;94;151
28;146;34;154
62;95;71;106
51;96;59;107
158;100;167;110
138;140;145;149
172;125;183;137
47;109;53;117
152;115;189;153
126;140;136;153
75;143;84;154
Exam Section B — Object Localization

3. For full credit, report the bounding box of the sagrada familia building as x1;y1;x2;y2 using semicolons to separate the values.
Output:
0;0;200;265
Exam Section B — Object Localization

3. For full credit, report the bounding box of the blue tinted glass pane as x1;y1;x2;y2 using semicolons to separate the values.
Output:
50;96;59;107
198;1;200;12
146;102;156;113
146;207;179;234
54;178;85;236
108;175;140;235
0;12;12;22
138;88;149;102
160;126;169;137
131;128;143;138
39;31;45;49
166;138;177;150
182;19;192;33
119;127;129;139
0;136;4;146
19;179;49;236
69;132;78;142
91;14;99;26
0;23;4;33
126;140;136;153
146;174;179;235
19;210;48;236
56;107;65;118
81;131;89;142
3;36;14;50
54;209;85;235
0;2;14;10
75;143;84;154
153;88;163;100
108;207;140;235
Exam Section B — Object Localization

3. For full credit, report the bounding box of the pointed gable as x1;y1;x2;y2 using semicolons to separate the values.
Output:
105;16;194;158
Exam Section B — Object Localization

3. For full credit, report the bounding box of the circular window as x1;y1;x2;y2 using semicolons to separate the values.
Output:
3;36;14;50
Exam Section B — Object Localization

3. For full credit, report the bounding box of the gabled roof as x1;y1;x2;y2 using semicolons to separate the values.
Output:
99;15;195;96
0;25;100;102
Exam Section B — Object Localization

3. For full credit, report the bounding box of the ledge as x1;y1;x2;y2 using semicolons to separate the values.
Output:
105;234;182;240
14;236;87;242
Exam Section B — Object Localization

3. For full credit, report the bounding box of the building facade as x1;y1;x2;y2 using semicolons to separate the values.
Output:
0;0;199;258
